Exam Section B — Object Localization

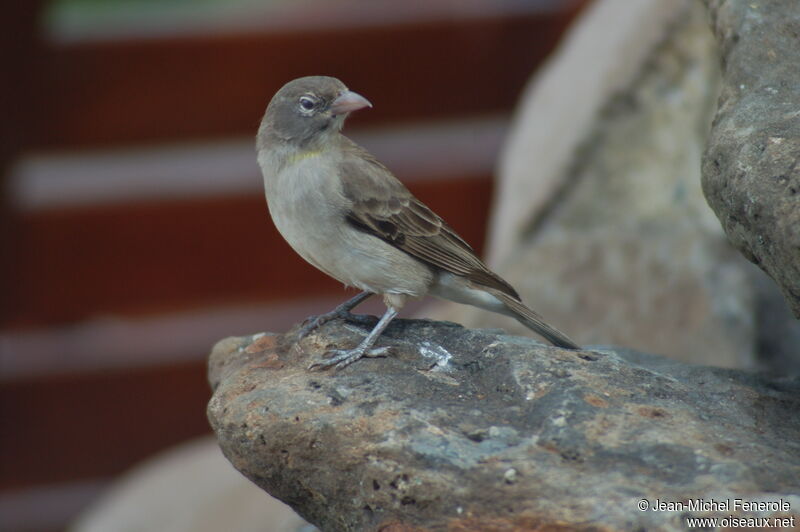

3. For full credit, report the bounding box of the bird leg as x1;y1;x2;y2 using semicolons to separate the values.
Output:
309;306;399;370
297;291;374;340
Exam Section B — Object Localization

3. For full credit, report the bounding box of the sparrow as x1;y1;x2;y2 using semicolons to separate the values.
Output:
257;76;579;369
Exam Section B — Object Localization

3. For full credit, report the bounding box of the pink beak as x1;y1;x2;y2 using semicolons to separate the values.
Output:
330;90;372;116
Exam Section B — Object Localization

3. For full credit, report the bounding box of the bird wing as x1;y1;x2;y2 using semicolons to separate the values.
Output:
338;140;519;299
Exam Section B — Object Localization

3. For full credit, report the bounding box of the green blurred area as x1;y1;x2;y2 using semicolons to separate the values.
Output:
49;0;229;18
54;0;214;6
46;0;305;35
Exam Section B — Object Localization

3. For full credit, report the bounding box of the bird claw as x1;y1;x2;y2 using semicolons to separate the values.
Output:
308;346;391;371
298;310;374;340
297;315;330;340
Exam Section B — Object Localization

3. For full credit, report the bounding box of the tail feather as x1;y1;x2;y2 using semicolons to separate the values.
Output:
428;272;580;350
492;290;580;350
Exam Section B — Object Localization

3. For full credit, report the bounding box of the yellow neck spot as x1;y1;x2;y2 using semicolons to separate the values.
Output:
287;148;325;165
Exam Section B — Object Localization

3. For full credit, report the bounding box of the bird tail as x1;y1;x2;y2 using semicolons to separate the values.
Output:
491;290;580;350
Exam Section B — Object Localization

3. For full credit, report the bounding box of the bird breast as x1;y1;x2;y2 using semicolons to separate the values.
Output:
260;151;433;296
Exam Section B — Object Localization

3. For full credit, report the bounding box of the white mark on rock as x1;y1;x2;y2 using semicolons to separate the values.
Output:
504;468;518;484
419;341;452;369
482;341;501;351
240;332;266;351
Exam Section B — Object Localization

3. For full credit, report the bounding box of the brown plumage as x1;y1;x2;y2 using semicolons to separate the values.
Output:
340;141;520;299
257;76;579;369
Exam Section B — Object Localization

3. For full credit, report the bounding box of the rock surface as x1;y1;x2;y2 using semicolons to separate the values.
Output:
435;0;800;371
207;318;800;532
487;0;694;263
440;0;757;368
701;0;800;316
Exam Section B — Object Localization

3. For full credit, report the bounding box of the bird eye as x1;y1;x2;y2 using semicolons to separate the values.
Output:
299;96;316;112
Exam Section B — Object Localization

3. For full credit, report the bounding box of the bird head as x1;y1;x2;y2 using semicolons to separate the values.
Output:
259;76;372;149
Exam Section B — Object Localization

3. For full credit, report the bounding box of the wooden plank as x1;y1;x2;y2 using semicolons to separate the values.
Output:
4;175;493;328
0;479;106;532
0;2;591;524
0;0;47;331
32;3;583;149
0;361;210;491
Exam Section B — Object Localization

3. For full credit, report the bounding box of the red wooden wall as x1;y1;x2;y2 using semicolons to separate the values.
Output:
0;1;587;530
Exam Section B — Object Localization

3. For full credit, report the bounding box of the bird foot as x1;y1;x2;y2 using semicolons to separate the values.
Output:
309;345;391;371
298;310;374;340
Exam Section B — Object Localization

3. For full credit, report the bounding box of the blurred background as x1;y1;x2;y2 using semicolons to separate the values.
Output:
0;0;588;530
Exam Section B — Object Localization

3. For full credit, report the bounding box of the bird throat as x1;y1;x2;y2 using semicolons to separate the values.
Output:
286;147;326;166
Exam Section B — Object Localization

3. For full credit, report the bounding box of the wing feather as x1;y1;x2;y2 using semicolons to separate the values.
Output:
339;140;518;299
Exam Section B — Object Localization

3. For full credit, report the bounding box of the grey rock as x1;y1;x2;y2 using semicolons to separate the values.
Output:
702;0;800;316
751;263;800;375
447;2;763;368
207;319;800;531
439;0;800;371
